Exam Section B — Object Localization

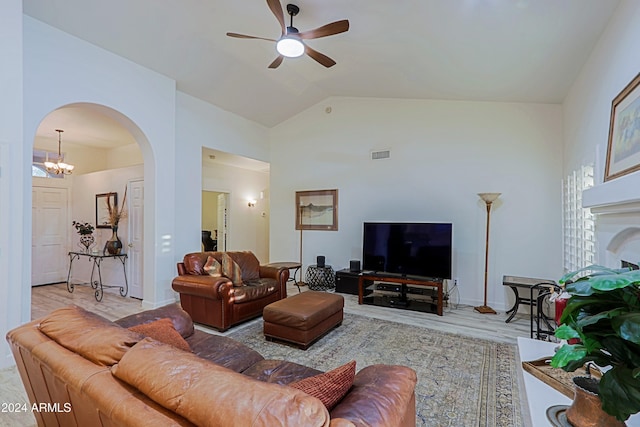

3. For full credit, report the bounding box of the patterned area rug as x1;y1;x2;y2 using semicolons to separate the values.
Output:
228;313;522;427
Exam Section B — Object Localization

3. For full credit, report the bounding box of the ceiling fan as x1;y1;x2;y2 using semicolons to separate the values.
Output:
226;0;349;69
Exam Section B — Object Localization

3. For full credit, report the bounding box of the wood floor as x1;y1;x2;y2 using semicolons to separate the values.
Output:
0;282;533;427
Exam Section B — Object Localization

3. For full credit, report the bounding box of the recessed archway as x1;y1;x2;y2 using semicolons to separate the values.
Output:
30;102;153;307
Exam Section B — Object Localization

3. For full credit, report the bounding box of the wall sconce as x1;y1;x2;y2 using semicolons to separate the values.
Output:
248;200;256;207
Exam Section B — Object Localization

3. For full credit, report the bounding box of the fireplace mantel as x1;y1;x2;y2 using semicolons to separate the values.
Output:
582;172;640;215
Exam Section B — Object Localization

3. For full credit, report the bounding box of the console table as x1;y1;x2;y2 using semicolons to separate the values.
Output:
358;274;444;316
66;251;128;302
502;275;556;323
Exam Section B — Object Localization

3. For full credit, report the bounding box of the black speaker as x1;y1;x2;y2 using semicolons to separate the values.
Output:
316;255;325;268
350;260;361;272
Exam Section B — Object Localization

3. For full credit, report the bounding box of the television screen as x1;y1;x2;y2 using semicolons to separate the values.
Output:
362;222;452;279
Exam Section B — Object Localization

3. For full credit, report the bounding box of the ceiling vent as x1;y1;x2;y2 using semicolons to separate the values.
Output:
370;149;390;160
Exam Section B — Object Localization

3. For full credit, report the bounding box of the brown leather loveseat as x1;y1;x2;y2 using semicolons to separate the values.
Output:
172;251;288;331
7;303;418;426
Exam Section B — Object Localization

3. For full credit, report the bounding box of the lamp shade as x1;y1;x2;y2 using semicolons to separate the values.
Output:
478;193;501;203
276;36;305;58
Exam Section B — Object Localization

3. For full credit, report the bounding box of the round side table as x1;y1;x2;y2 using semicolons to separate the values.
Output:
305;265;335;291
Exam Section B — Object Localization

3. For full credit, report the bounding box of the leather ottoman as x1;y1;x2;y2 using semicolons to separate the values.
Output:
263;291;344;350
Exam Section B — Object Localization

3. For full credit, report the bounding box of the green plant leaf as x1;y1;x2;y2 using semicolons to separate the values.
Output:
599;367;640;421
550;344;587;369
589;274;637;292
554;324;580;340
565;279;595;296
576;308;626;329
613;313;640;344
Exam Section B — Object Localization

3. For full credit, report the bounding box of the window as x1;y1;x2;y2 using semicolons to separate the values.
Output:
32;149;65;179
563;164;595;272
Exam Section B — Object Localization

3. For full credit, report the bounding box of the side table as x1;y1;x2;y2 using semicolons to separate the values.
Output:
305;265;335;291
67;251;128;302
264;261;302;292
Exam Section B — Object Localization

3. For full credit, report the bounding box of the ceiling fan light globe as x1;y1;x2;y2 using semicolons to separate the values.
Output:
276;37;305;58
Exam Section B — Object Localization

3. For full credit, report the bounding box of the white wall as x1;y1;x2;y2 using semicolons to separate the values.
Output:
564;0;640;183
70;165;144;285
563;0;640;267
0;0;25;368
270;97;564;310
23;16;177;310
202;163;270;262
174;92;270;259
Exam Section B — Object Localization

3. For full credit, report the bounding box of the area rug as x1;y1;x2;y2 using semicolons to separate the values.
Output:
228;314;523;427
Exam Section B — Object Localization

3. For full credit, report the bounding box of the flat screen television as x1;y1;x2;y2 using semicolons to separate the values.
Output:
362;222;452;279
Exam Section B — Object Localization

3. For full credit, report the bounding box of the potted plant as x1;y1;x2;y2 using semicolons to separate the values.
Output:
72;220;95;252
551;265;640;424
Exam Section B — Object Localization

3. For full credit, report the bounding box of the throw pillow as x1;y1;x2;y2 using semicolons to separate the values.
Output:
290;360;356;410
128;318;191;352
221;252;243;286
203;255;222;277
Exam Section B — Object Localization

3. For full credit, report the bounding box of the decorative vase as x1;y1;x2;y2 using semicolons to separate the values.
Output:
566;377;626;427
79;234;95;253
105;226;123;255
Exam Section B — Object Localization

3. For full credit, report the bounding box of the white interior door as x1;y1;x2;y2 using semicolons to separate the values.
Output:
128;179;144;299
217;193;228;251
32;186;68;286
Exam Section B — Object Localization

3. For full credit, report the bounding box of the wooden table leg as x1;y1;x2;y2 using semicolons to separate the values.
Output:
358;276;364;304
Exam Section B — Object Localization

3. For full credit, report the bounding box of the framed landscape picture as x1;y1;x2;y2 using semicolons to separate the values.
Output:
605;72;640;181
96;192;117;228
295;189;338;231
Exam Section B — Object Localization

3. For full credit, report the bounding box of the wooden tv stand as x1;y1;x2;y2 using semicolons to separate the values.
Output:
358;274;444;316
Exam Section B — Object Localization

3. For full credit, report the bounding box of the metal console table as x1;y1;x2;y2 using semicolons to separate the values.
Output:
502;275;556;322
66;251;128;302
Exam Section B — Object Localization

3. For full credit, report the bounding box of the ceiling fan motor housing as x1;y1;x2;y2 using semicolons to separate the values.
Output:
286;4;300;16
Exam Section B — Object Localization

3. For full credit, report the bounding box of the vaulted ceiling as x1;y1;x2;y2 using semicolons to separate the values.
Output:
24;0;620;131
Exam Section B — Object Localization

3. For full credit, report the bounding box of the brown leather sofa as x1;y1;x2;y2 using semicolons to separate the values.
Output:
172;251;288;331
7;303;417;427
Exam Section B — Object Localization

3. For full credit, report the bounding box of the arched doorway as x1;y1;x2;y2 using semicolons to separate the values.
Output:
30;103;149;303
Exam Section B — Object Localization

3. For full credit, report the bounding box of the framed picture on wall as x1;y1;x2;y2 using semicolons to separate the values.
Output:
605;72;640;181
295;189;338;231
96;192;117;228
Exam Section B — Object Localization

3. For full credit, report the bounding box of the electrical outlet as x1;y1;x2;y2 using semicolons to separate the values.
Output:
454;278;459;287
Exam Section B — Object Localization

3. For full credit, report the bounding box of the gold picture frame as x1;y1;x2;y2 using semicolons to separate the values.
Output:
605;72;640;181
295;189;338;231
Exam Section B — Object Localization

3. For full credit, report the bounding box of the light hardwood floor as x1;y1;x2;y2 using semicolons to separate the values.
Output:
0;282;533;427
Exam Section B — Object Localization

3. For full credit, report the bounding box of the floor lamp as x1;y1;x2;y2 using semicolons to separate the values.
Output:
296;204;306;288
475;192;501;314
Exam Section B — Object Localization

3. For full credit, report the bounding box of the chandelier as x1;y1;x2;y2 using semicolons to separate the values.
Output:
44;129;74;175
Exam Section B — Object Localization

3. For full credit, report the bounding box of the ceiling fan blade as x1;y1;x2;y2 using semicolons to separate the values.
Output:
298;20;349;40
305;45;336;68
226;32;276;42
268;55;284;69
266;0;286;34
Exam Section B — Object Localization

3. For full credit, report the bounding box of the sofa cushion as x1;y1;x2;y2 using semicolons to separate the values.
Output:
39;305;140;366
222;252;243;286
112;338;331;426
187;329;264;372
114;303;195;338
128;318;191;352
228;251;261;281
242;359;322;384
290;360;356;410
203;255;222;277
232;278;278;303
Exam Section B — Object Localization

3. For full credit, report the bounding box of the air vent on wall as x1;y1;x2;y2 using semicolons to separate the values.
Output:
370;149;390;160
